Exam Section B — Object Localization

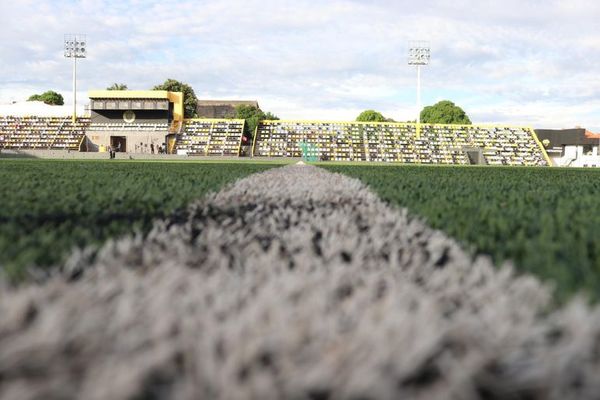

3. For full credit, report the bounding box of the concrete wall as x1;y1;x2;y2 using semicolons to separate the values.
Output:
196;101;259;118
0;149;188;160
85;131;169;153
197;105;237;119
0;149;289;162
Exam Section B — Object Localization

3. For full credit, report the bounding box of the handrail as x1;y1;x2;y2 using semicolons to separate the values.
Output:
49;116;71;149
78;134;86;152
528;127;553;166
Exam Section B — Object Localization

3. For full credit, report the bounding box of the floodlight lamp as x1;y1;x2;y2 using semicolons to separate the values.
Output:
64;34;87;58
408;41;430;66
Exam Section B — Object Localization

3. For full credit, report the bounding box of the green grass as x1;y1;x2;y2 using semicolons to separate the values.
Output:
0;159;279;280
324;164;600;303
5;159;600;303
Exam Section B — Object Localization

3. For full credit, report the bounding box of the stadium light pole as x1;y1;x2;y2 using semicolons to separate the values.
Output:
64;34;87;124
408;41;430;127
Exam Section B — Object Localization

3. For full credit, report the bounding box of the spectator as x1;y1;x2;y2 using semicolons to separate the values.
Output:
151;143;155;154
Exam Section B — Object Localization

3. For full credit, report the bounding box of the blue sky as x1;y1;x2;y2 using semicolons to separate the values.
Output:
1;0;600;129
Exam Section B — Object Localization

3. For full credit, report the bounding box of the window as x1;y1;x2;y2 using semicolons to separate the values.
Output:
583;145;594;156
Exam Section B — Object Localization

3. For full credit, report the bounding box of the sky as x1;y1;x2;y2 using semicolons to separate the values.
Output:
1;0;600;129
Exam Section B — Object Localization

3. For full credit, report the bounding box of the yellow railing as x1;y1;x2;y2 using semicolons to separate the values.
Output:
528;127;553;166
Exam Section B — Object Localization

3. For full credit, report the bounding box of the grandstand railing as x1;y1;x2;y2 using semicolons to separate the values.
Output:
48;117;71;149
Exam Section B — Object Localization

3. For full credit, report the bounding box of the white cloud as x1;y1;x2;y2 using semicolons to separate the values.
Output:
1;0;600;129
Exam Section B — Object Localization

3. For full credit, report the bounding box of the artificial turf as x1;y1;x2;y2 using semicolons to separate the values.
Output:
325;164;600;303
0;159;280;280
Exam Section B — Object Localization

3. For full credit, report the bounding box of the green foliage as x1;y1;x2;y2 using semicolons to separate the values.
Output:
27;91;64;105
235;105;279;139
0;160;277;281
356;110;387;122
325;165;600;304
153;79;198;118
420;100;471;125
107;83;128;90
264;111;280;121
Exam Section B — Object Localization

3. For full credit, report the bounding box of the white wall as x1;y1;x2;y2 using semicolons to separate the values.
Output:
551;145;600;167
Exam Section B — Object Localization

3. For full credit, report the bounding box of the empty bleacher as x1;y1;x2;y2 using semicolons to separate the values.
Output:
176;119;245;156
253;121;550;166
0;115;550;165
0;116;89;151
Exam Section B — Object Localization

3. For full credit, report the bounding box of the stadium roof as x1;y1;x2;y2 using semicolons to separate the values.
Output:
88;90;175;99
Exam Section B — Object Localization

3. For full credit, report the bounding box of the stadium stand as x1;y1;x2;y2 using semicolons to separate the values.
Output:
253;121;550;166
176;119;245;156
0;116;89;151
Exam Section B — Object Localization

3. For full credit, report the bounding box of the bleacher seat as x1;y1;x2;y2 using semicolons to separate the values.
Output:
0;116;550;166
176;119;244;156
252;122;549;166
0;116;89;151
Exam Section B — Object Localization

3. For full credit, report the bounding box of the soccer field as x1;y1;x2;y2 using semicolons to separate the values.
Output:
0;159;280;280
1;159;599;302
2;160;600;398
324;164;600;303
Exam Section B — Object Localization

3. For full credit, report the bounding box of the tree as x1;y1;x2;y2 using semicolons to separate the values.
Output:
264;111;279;121
235;105;279;140
27;91;64;106
107;83;128;90
420;100;472;125
152;79;198;118
356;110;387;122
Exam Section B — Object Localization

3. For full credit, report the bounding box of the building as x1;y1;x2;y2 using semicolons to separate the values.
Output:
196;100;259;119
86;90;183;153
535;128;600;167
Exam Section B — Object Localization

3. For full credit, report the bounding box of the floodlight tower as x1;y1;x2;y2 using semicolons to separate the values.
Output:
408;41;430;125
64;34;87;123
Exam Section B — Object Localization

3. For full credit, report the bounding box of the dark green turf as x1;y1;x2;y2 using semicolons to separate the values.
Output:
0;160;278;280
324;164;600;303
